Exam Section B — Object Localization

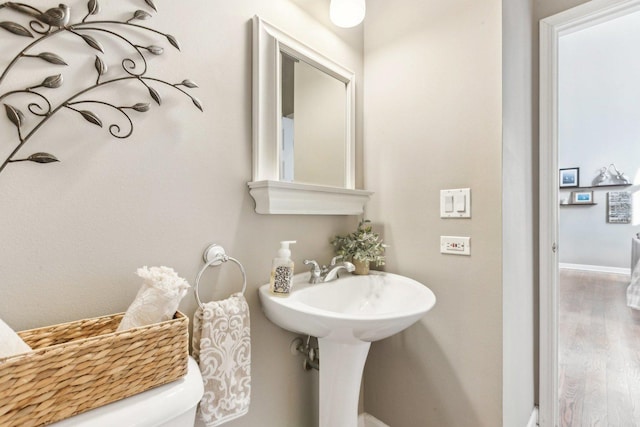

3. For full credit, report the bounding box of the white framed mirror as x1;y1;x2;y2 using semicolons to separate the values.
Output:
249;16;371;215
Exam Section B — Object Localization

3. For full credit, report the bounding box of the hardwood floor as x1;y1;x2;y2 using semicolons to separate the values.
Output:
558;269;640;427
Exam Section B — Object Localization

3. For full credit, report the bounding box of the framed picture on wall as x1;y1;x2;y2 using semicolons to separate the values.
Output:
571;190;593;204
607;191;632;223
559;167;579;188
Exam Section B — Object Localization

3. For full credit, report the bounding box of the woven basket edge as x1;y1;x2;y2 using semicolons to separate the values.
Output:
1;311;188;364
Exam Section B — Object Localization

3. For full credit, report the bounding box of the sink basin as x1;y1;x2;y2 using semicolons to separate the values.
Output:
258;271;436;427
258;271;435;341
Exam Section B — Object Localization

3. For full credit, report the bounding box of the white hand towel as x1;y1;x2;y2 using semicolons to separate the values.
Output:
193;292;251;426
0;318;31;359
117;266;190;332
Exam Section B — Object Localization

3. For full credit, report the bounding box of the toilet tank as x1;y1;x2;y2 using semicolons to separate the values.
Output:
51;357;203;427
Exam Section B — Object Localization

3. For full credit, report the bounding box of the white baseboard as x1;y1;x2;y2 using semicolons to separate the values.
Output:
360;408;537;427
526;406;538;427
358;413;389;427
560;263;630;276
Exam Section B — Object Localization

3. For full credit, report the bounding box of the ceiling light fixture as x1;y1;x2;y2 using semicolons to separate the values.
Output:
329;0;365;28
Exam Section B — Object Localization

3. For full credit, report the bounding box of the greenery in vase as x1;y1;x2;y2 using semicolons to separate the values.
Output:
330;219;386;266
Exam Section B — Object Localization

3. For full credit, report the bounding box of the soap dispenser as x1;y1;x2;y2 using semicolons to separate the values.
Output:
270;240;296;296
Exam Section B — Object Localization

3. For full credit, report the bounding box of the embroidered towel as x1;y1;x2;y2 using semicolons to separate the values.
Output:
193;292;251;426
0;318;31;359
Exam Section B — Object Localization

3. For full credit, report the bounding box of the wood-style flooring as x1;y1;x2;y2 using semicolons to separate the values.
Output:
559;269;640;427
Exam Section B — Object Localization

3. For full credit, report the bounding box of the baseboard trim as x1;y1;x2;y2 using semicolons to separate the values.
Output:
360;408;537;427
527;406;538;427
560;263;630;276
358;413;389;427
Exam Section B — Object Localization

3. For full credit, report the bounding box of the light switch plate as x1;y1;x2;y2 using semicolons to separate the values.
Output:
440;236;471;255
440;188;471;218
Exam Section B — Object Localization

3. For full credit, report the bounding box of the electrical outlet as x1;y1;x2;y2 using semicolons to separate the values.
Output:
440;236;471;255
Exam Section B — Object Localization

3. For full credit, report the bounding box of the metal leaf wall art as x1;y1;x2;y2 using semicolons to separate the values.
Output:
0;0;202;175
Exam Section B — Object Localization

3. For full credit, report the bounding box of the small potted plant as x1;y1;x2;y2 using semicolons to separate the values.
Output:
330;219;386;275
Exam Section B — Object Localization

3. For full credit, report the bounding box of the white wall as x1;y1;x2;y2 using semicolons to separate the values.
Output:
0;1;363;426
363;1;504;425
558;10;640;270
502;0;536;425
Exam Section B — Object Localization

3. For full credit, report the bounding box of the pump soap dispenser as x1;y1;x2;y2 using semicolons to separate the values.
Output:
270;240;296;296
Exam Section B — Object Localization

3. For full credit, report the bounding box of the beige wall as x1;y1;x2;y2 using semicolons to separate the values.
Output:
362;1;504;426
501;0;592;424
503;0;536;425
0;1;599;425
0;1;363;426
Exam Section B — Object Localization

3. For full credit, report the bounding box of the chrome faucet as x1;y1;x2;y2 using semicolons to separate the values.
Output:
303;256;355;284
323;261;355;282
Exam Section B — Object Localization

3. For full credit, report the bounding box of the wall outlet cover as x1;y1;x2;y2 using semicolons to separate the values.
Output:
440;236;471;255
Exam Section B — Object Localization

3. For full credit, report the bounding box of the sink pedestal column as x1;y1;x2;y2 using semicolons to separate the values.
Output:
318;338;371;427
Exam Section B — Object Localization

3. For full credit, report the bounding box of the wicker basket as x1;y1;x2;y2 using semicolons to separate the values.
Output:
0;311;189;427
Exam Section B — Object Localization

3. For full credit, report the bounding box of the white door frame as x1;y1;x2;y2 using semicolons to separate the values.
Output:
539;1;640;425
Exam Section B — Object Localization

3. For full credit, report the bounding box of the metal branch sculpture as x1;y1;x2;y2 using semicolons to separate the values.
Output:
0;0;202;175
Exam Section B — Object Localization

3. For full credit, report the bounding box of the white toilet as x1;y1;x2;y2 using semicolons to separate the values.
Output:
51;357;204;427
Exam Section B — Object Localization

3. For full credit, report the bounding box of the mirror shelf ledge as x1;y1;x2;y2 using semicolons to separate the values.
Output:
248;180;372;215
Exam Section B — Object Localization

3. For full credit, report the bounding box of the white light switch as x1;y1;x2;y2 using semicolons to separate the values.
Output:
445;195;454;212
440;188;471;218
440;236;471;255
454;194;466;212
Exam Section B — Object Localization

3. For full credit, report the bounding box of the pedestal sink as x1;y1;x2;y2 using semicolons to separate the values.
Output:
258;271;436;427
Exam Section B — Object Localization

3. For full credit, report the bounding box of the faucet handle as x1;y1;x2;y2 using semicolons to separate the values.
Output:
304;259;321;272
342;261;355;273
304;259;323;284
329;255;343;266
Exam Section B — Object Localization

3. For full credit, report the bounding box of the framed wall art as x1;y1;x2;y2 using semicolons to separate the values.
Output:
559;167;579;188
607;191;632;223
571;190;593;204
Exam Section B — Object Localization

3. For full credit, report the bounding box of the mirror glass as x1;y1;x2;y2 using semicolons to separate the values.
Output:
280;53;347;187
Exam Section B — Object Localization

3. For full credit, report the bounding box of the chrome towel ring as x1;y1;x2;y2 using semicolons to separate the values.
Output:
194;243;247;310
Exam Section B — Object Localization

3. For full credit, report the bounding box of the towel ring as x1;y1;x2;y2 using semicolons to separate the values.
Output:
194;244;247;310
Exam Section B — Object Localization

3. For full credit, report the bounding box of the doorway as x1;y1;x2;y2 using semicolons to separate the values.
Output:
539;1;640;425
